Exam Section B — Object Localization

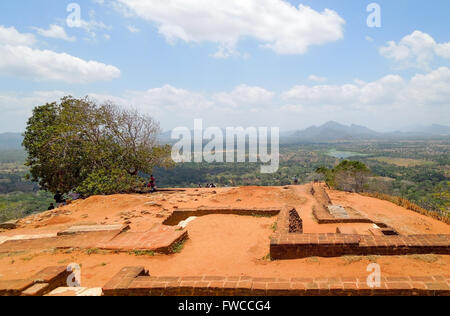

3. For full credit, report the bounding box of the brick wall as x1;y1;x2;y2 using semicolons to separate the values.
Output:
102;267;450;296
163;208;281;226
310;184;332;205
273;207;302;235
270;233;450;259
289;209;303;233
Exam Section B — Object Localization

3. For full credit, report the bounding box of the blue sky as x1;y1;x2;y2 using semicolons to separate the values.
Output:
0;0;449;132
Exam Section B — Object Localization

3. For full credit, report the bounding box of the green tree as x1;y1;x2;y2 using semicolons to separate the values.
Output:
23;96;173;196
316;160;371;193
75;168;146;197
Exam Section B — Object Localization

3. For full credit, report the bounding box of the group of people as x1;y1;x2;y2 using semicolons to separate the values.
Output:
199;183;217;188
48;191;67;210
48;191;82;210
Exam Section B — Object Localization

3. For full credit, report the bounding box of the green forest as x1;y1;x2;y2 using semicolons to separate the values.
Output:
153;139;449;217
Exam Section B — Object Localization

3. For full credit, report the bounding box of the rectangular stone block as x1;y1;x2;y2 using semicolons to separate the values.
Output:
57;224;129;236
0;219;18;230
21;283;50;296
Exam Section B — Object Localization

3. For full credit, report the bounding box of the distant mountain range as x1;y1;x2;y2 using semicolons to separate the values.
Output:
286;121;380;141
283;121;450;141
1;122;449;149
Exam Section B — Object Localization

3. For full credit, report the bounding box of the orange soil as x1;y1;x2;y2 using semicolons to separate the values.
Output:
0;185;449;287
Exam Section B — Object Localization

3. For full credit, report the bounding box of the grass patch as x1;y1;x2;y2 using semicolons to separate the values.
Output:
171;239;186;254
342;256;363;265
85;248;100;255
408;254;440;263
261;253;272;261
21;255;35;261
0;251;27;258
366;255;380;263
83;248;111;255
306;257;319;263
45;248;58;255
252;213;274;218
130;250;155;257
271;222;278;232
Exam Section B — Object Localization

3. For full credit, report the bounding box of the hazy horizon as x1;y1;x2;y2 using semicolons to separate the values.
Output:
1;120;450;135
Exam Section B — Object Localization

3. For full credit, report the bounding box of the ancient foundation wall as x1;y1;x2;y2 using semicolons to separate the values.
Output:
102;267;450;296
270;234;450;259
163;208;280;226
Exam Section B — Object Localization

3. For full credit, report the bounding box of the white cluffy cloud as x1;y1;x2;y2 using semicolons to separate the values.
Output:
380;30;450;70
115;0;345;57
88;84;276;127
33;24;76;42
282;67;450;110
91;68;450;127
92;84;275;113
212;85;274;108
0;25;36;46
0;90;68;132
0;25;120;83
2;67;450;132
307;75;328;83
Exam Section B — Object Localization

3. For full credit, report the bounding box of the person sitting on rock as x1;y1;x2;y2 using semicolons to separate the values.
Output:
54;191;66;207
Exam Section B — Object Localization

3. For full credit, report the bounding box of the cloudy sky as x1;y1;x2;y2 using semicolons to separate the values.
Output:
0;0;449;133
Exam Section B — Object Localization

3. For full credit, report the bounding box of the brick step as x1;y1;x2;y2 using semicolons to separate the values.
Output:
0;225;186;254
102;267;450;296
0;231;120;253
97;226;188;253
46;287;103;296
0;266;70;296
57;224;129;236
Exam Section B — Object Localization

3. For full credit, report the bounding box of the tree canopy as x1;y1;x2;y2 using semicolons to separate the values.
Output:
316;160;371;193
23;96;173;196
